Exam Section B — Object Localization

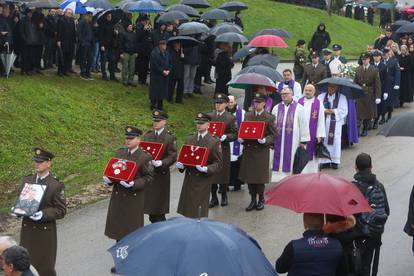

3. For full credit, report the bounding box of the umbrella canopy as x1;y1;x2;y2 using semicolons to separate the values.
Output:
228;73;277;92
178;21;209;35
391;19;410;31
108;217;277;276
316;77;365;99
378;112;414;137
215;32;247;43
0;49;17;78
247;54;279;69
127;0;164;12
201;8;231;20
60;0;88;14
84;0;112;9
218;1;248;11
27;0;60;9
265;173;373;216
154;0;167;6
396;22;414;34
232;46;255;61
252;28;292;39
179;0;210;8
237;65;283;82
401;8;414;14
167;4;199;17
358;0;372;7
249;34;288;48
168;35;200;48
376;2;395;9
210;23;243;36
157;10;189;23
97;8;124;24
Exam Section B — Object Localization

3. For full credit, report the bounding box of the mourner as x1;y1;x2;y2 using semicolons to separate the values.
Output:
143;110;177;223
381;48;400;122
276;69;302;101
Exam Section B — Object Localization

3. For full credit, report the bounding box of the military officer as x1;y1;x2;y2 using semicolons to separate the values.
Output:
208;93;238;208
103;126;154;273
17;148;66;276
354;53;382;137
143;110;177;223
301;51;327;92
238;93;276;211
176;113;223;218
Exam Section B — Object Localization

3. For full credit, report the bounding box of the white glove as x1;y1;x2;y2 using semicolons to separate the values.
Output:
393;85;399;90
237;138;244;143
29;211;43;221
195;165;208;173
102;176;112;185
176;162;184;170
383;93;388;100
220;134;227;142
257;138;266;144
375;98;381;105
151;160;163;167
120;181;134;188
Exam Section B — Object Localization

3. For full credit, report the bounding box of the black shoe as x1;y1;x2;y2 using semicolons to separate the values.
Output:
110;77;119;82
256;195;265;211
360;129;368;137
206;79;215;83
320;163;330;170
233;185;241;191
331;163;338;170
187;93;194;98
372;120;378;129
245;195;257;212
176;100;184;104
110;267;117;273
194;89;202;95
379;118;385;125
63;72;70;76
221;193;228;206
209;195;219;208
386;113;392;122
102;75;109;81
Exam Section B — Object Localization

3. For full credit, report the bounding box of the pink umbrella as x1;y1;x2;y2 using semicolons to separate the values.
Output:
227;73;277;92
401;8;414;14
248;35;288;48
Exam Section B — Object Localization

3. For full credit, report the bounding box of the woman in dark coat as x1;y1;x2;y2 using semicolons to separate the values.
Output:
308;23;331;55
214;43;233;95
149;40;171;111
404;185;414;254
398;45;413;107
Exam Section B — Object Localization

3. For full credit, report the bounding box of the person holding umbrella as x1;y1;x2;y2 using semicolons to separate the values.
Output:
214;42;233;95
135;14;153;85
77;11;94;80
98;12;118;81
119;23;137;86
293;39;306;81
167;39;184;103
56;8;76;77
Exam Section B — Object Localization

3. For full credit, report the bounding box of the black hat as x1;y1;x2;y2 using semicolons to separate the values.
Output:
214;93;229;103
322;48;332;55
296;39;305;46
32;148;55;162
372;49;383;57
332;44;342;51
152;110;168;121
124;126;143;138
361;52;371;60
194;112;211;124
253;93;266;103
310;51;319;58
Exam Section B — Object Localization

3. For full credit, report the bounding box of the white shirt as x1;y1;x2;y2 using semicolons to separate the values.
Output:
255;110;264;116
276;81;302;101
36;172;50;183
129;146;139;155
216;110;225;116
198;131;208;140
155;128;164;136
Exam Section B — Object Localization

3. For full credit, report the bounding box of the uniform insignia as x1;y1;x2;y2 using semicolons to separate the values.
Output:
255;93;260;97
198;113;203;118
36;149;41;155
218;94;222;98
154;111;159;115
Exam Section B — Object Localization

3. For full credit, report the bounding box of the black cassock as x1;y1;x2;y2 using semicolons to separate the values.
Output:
398;54;413;104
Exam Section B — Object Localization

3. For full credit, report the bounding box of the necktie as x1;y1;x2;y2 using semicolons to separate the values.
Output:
155;131;158;138
198;135;202;141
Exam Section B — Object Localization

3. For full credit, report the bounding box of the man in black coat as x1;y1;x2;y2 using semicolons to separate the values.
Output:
19;8;38;75
167;41;184;104
308;23;331;55
32;8;45;73
149;39;171;111
404;184;414;254
136;14;153;85
77;11;94;80
57;9;76;76
43;9;58;69
99;12;118;81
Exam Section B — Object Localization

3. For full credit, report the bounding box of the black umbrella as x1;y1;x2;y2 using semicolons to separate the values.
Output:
215;32;247;43
157;11;189;23
252;28;292;39
26;0;60;9
391;20;411;32
167;4;200;17
359;1;372;7
395;22;414;34
232;46;256;61
376;2;395;10
236;65;283;82
85;0;113;10
378;112;414;137
97;9;123;24
178;21;209;35
316;77;365;99
168;35;200;48
180;0;210;8
155;0;168;6
247;54;279;69
210;23;243;36
201;8;231;20
218;1;248;12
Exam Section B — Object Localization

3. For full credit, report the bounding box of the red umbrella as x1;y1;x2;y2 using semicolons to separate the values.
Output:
265;173;372;216
248;35;288;48
227;73;277;92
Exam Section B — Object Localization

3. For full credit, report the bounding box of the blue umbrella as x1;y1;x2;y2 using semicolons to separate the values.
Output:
108;217;277;276
85;0;113;10
60;0;87;14
376;2;395;10
126;0;164;12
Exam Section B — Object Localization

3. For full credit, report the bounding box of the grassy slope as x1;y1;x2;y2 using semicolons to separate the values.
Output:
0;73;209;212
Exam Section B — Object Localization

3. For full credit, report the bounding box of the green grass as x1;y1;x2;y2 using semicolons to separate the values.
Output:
0;72;210;213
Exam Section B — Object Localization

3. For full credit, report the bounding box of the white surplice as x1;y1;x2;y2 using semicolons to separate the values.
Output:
230;106;245;162
271;101;310;182
299;97;326;173
276;81;303;101
317;92;348;165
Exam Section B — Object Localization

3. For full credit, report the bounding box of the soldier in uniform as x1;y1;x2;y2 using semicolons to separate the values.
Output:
293;39;307;81
176;113;223;218
103;126;153;273
354;53;382;137
301;51;327;92
320;49;332;78
143;110;177;223
208;94;238;208
238;93;276;211
18;148;66;276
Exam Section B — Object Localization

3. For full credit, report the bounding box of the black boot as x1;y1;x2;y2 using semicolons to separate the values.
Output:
386;112;392;122
372;119;378;129
379;116;385;125
360;121;368;137
209;192;219;208
256;194;265;211
246;194;257;212
110;267;117;273
221;192;228;206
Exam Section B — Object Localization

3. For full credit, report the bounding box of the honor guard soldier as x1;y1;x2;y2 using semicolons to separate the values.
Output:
301;51;328;92
143;110;178;223
103;126;154;273
176;113;223;218
18;148;66;276
209;94;238;208
238;94;276;211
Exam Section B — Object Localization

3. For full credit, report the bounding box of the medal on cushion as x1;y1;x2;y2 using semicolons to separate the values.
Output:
112;160;128;175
